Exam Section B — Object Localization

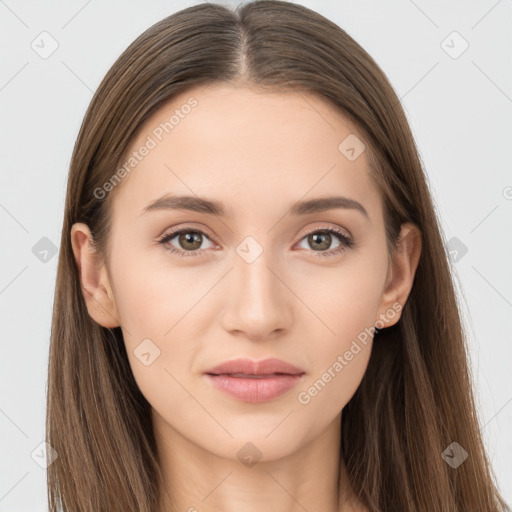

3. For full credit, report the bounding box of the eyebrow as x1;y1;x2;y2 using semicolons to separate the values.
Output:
141;194;369;220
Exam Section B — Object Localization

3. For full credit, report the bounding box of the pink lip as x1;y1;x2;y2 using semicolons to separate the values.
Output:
204;358;305;403
206;357;304;376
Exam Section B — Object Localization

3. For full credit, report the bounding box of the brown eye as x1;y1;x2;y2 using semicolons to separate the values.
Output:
177;231;203;251
296;227;354;257
159;229;214;257
307;232;333;251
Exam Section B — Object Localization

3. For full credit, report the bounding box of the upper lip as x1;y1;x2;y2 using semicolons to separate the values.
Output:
205;358;305;376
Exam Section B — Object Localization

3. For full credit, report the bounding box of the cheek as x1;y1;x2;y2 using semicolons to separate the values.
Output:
110;242;204;340
296;344;372;419
292;253;386;412
108;247;216;406
295;249;385;340
294;289;375;418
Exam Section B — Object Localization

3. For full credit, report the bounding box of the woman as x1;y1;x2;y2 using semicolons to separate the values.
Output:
46;1;510;511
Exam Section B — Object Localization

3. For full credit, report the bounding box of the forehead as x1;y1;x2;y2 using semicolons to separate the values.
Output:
110;83;382;224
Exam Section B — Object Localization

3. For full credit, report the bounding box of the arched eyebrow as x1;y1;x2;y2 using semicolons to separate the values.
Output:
140;194;370;221
289;195;369;220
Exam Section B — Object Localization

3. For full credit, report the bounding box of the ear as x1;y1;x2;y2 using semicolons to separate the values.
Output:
70;222;120;328
376;222;422;328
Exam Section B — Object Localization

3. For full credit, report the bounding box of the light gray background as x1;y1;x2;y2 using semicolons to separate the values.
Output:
1;0;511;509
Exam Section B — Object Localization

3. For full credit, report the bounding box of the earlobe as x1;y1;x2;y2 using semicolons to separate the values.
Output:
70;222;121;328
376;223;422;329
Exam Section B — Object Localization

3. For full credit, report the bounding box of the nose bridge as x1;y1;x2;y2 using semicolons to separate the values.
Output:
220;236;291;338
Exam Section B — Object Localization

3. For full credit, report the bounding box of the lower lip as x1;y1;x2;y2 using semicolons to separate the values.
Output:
205;373;304;403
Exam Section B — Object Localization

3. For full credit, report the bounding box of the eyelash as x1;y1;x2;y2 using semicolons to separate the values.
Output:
157;225;355;258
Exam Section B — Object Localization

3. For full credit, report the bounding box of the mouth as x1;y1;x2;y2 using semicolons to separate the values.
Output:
205;373;304;403
204;357;305;403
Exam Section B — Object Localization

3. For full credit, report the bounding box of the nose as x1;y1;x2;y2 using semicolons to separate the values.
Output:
219;248;293;341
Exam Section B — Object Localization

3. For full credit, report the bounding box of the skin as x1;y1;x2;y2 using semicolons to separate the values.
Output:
71;83;421;512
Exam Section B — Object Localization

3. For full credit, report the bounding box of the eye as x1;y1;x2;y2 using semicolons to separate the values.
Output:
296;226;354;257
158;225;354;258
158;228;215;257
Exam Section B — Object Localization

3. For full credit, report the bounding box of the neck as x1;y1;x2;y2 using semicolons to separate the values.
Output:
153;410;360;512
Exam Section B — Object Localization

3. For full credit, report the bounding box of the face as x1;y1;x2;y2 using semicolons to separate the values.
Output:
76;83;411;463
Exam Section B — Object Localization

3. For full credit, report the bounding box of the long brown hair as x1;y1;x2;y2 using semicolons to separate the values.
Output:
46;1;510;510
